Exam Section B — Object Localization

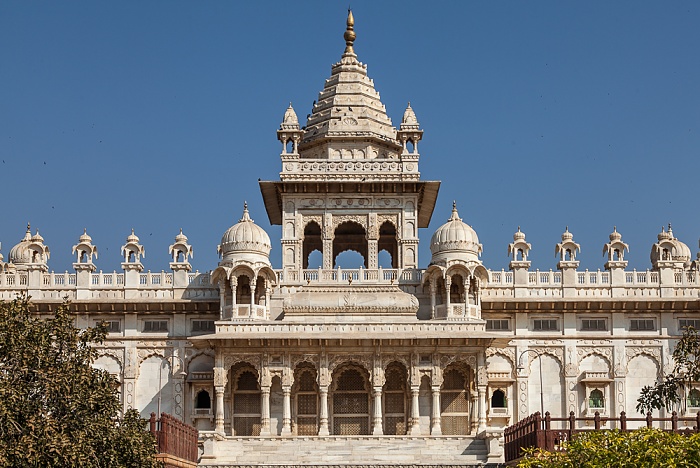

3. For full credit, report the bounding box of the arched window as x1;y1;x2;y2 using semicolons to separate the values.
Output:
383;362;408;435
195;390;211;413
378;221;398;268
302;222;322;269
491;389;506;408
333;222;368;268
293;365;318;435
589;389;604;409
233;369;261;436
441;367;470;435
331;366;370;435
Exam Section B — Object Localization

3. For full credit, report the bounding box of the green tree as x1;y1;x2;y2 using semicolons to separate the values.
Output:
0;296;161;467
637;326;700;415
517;428;700;468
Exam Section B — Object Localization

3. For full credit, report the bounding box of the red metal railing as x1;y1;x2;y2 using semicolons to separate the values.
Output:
149;412;199;466
504;411;700;463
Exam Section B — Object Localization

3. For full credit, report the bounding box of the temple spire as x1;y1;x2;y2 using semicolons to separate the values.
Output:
344;9;356;55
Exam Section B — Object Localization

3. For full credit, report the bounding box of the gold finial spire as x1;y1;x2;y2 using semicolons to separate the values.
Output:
344;9;356;55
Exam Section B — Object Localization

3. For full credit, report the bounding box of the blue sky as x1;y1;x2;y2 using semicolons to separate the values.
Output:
1;1;699;274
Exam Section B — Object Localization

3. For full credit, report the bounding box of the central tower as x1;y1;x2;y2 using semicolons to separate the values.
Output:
260;11;439;273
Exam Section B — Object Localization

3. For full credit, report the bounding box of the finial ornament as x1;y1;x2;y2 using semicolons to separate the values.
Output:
344;9;356;55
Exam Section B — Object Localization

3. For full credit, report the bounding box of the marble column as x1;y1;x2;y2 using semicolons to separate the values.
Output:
318;386;330;436
430;386;442;435
260;386;271;436
477;386;487;434
430;281;436;319
281;386;292;436
215;386;225;434
409;386;421;435
372;386;383;435
218;280;226;320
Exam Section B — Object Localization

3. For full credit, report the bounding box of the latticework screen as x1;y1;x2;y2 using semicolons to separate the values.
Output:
234;393;261;414
333;417;369;436
297;394;317;415
296;417;317;436
384;416;406;435
441;368;469;435
234;417;261;436
384;393;405;413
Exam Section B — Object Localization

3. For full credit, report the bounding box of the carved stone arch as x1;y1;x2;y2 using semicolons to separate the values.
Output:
470;264;490;284
445;264;470;280
185;347;215;361
382;355;411;375
530;347;564;372
440;353;477;370
224;354;262;377
486;347;516;368
332;215;367;231
231;362;261;388
255;266;278;286
291;354;319;371
625;347;661;375
137;348;166;366
328;356;373;382
210;266;230;285
577;348;613;370
96;350;123;375
421;265;445;286
230;265;255;282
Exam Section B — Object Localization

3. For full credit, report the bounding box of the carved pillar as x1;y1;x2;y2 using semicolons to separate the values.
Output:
265;286;271;319
218;280;226;320
477;386;487;434
367;240;378;270
230;276;237;306
372;386;383;435
215;386;225;434
318;386;330;436
430;386;442;435
463;278;469;317
430;280;436;319
260;386;271;436
409;386;421;435
470;393;478;434
249;277;257;309
445;275;451;316
281;386;292;436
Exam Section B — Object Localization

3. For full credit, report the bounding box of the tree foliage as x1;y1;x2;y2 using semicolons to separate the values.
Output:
0;296;161;467
637;326;700;415
517;428;700;468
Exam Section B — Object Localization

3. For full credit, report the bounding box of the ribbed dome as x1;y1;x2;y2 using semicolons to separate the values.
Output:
126;229;139;244
513;226;526;241
79;228;92;243
609;226;622;242
9;226;33;264
430;203;482;264
174;228;188;243
219;203;271;261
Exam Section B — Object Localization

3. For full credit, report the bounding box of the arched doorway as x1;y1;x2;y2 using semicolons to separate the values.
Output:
333;222;368;268
378;221;398;268
303;221;322;269
441;365;471;435
232;364;261;436
331;365;371;435
383;362;408;435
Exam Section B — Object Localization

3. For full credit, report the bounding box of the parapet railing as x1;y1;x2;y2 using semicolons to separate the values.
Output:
149;412;199;467
504;411;700;463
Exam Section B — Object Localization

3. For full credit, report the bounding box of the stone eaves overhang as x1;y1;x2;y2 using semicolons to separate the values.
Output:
259;180;440;228
481;299;700;314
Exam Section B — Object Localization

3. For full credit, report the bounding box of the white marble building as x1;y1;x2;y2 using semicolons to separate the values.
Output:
1;12;700;467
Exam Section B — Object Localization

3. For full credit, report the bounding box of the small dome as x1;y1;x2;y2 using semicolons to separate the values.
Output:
430;202;482;264
609;226;622;242
79;228;92;243
513;226;526;241
175;228;188;243
126;229;139;244
219;203;271;262
280;103;300;130
31;230;44;243
561;227;573;242
657;226;671;241
8;225;33;264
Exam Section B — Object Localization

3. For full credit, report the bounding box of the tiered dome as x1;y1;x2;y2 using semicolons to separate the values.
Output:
218;203;271;264
430;202;482;265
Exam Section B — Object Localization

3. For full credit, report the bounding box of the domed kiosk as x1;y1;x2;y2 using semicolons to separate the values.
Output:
212;203;276;321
